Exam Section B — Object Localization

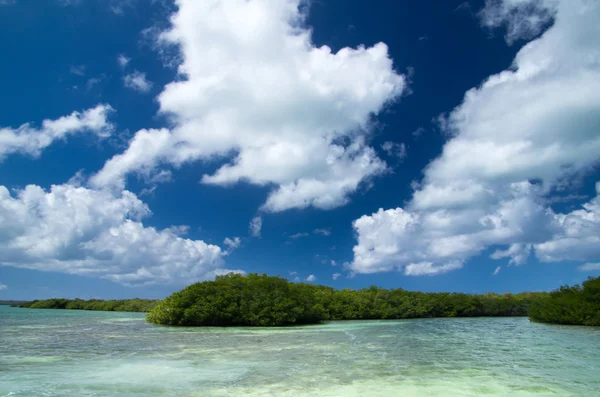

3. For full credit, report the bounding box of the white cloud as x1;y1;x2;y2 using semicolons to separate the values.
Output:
332;273;341;280
289;232;309;239
381;141;407;160
578;263;600;272
249;216;262;237
139;185;157;197
535;183;600;263
330;260;337;266
290;228;331;240
412;127;425;137
490;243;531;266
350;0;600;276
84;75;106;92
223;236;241;254
123;71;153;93
0;105;113;161
0;283;7;290
404;261;463;276
91;0;405;212
493;266;502;276
117;54;131;68
479;0;558;44
306;274;316;282
69;65;86;76
313;228;332;236
0;183;229;286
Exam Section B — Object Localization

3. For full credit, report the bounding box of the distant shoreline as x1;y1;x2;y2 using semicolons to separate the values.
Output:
12;275;600;327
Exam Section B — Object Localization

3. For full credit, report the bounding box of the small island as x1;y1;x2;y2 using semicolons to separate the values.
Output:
146;273;545;326
16;274;600;327
19;298;158;313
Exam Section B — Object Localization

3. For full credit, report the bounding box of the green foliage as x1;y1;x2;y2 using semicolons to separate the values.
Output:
19;298;158;313
147;273;330;326
529;277;600;326
147;274;546;326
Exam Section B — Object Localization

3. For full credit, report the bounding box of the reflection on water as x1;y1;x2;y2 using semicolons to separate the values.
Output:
1;305;599;396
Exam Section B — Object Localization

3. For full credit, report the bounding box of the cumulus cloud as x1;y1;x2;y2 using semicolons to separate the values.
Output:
490;243;531;266
123;71;153;93
306;274;316;282
117;54;131;68
578;263;600;272
381;141;407;160
249;216;262;237
535;183;600;263
91;0;405;212
0;283;7;290
0;105;113;161
0;183;229;286
493;266;502;276
332;273;341;280
350;0;600;276
223;236;241;254
404;261;463;276
479;0;557;44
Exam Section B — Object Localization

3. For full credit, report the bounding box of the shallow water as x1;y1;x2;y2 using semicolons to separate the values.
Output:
1;305;599;396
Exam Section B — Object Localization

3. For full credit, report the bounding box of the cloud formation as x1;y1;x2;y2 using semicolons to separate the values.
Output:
289;227;332;240
123;71;153;93
117;54;131;68
92;0;405;212
381;141;407;160
350;0;600;276
223;236;241;254
578;263;600;272
0;105;113;161
249;216;262;237
0;183;229;286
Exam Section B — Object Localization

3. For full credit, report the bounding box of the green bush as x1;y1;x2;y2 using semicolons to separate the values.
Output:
147;273;330;326
529;277;600;326
146;273;546;326
20;298;158;313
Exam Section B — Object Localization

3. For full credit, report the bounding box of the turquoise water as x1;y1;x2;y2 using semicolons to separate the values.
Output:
1;305;599;396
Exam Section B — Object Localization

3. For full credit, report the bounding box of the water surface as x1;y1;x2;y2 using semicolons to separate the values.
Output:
1;305;599;396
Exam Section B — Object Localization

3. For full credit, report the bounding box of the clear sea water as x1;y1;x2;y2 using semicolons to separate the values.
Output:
1;305;599;397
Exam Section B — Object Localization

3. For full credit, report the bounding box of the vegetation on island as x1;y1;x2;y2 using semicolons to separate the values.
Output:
528;276;600;326
146;273;547;326
23;275;600;327
19;298;158;312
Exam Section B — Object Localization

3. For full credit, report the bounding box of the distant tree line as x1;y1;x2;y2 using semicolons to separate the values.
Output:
0;300;28;307
146;273;548;326
19;298;158;312
23;275;599;327
529;276;600;326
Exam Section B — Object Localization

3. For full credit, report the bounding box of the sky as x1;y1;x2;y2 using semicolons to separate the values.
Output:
1;0;599;300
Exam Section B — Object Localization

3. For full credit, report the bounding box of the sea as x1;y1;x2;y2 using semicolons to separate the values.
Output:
1;305;599;396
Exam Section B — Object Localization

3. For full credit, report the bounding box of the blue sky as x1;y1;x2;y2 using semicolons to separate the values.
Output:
1;0;599;300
